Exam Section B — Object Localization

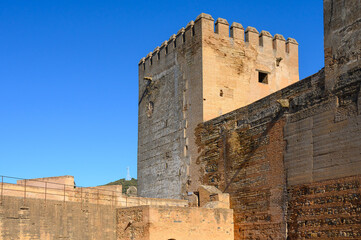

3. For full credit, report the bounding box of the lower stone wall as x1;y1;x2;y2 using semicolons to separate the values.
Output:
287;175;361;239
0;196;116;240
196;68;361;239
116;205;234;240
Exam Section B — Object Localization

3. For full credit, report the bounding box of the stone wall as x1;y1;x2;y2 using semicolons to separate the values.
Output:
0;178;188;240
288;175;361;239
196;66;361;239
324;0;361;90
0;196;116;240
138;12;299;199
116;205;234;240
137;15;203;199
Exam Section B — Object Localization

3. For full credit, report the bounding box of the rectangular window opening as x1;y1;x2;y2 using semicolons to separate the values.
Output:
258;71;268;84
165;46;168;54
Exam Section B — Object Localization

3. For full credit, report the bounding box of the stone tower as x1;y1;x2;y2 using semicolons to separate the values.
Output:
137;13;299;199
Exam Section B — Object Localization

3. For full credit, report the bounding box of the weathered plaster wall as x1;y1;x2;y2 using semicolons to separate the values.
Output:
116;205;234;240
0;196;116;240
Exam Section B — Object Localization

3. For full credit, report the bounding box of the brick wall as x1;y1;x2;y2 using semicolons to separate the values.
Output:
288;175;361;239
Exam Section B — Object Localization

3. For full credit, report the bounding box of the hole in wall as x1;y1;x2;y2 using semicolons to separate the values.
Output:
258;71;268;84
220;89;224;97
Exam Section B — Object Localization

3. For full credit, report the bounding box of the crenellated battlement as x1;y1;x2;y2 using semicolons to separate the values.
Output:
138;13;298;71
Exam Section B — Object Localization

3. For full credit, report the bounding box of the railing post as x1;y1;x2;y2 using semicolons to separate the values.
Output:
24;179;27;205
112;191;115;207
81;187;83;209
115;191;118;207
1;176;3;205
45;182;47;204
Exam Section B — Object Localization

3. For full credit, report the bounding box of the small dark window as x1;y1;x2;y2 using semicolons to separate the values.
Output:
192;27;195;36
150;57;153;65
183;34;185;43
165;46;168;54
157;52;160;60
258;72;268;84
174;40;176;48
220;89;223;97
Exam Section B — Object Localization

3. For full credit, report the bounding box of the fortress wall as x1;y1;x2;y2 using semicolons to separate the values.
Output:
138;13;300;198
138;15;203;199
0;196;117;240
116;206;234;240
0;189;187;240
196;67;361;239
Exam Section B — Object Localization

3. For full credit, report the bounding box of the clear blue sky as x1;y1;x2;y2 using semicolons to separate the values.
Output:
0;0;324;187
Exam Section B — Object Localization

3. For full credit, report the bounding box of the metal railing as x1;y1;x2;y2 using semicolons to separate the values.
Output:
0;175;124;207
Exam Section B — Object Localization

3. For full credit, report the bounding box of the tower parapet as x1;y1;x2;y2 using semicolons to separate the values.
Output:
139;13;298;76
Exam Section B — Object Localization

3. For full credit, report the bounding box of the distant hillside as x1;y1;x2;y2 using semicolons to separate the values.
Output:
105;178;137;194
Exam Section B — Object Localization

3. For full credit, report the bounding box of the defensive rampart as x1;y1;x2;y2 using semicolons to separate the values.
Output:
0;176;232;240
0;175;187;240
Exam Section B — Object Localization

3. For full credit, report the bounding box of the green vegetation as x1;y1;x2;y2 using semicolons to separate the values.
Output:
105;178;137;194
